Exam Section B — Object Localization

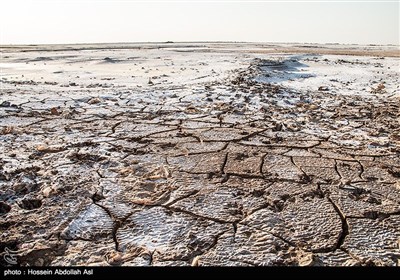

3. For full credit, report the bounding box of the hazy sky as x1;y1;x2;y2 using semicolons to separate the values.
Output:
1;0;399;45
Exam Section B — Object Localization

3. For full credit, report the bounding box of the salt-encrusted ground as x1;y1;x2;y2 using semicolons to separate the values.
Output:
0;43;399;266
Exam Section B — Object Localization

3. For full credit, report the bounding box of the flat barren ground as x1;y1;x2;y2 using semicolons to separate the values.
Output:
0;43;399;266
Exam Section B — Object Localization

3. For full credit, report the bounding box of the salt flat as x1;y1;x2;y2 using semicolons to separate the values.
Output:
0;43;399;266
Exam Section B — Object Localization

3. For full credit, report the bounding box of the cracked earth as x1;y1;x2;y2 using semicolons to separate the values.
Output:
0;43;399;266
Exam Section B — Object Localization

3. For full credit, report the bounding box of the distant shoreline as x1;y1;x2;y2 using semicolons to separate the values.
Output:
1;42;399;57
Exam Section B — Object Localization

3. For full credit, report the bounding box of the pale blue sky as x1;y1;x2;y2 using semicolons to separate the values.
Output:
1;0;399;45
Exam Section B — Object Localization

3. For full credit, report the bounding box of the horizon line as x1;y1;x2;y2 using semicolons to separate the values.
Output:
1;41;399;47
